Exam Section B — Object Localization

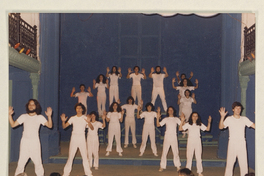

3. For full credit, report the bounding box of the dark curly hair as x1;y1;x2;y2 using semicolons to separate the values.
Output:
188;112;202;126
26;99;42;115
133;66;140;71
145;102;155;111
109;102;122;112
232;101;244;114
74;103;86;115
110;66;119;75
126;96;135;105
89;111;99;121
179;78;193;86
96;74;107;84
166;106;177;117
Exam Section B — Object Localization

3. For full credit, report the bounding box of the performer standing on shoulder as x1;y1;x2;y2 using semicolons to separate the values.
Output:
9;99;53;176
126;66;146;104
149;66;168;112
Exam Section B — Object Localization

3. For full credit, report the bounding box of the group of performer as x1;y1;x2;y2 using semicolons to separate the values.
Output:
8;65;255;176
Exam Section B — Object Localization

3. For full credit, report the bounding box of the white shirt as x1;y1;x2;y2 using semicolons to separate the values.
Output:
223;115;253;140
160;117;181;136
107;112;121;124
87;121;104;136
152;73;165;88
108;74;120;86
129;73;144;86
75;92;90;106
95;82;107;93
122;104;138;121
140;111;157;126
180;97;194;109
182;123;207;138
68;115;88;135
176;86;195;97
17;114;47;139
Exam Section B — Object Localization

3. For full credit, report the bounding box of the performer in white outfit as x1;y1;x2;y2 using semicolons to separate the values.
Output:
105;102;124;156
126;66;146;104
175;71;194;85
121;96;143;148
149;66;168;112
106;66;122;105
87;111;106;170
179;112;212;176
61;103;93;176
71;84;93;114
172;78;198;116
93;74;109;117
156;106;181;172
137;102;158;156
177;89;197;138
9;99;53;176
219;102;255;176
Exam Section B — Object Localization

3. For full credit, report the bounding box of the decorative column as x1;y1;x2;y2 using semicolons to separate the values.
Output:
239;75;250;116
30;73;40;99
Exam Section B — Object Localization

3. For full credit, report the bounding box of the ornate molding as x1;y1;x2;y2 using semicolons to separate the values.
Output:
239;59;255;76
9;46;40;73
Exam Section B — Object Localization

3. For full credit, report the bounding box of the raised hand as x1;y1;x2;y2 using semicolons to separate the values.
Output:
93;79;96;84
72;87;75;92
102;110;107;120
172;78;176;83
151;67;154;73
106;79;109;84
86;114;91;122
87;87;91;92
178;94;181;99
157;107;161;113
128;68;132;74
176;71;179;77
45;107;53;117
117;99;121;104
219;107;228;117
208;115;212;123
141;68;145;74
121;109;125;115
137;105;142;111
190;71;193;77
118;67;121;73
60;113;68;122
180;113;185;122
9;106;14;116
106;67;110;73
163;67;167;72
191;93;195;99
195;79;198;84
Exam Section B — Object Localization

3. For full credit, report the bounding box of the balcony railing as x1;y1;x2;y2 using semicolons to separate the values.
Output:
9;13;38;59
243;23;255;61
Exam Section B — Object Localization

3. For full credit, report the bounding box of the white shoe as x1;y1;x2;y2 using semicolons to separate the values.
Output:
133;144;137;148
118;152;122;156
124;144;128;148
154;153;158;157
105;151;110;156
159;168;163;172
139;152;143;156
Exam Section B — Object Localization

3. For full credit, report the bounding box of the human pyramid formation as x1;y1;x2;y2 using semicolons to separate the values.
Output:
8;66;255;176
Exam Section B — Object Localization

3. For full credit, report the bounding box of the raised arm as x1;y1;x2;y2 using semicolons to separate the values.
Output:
179;113;185;131
126;68;132;79
163;67;169;78
141;68;147;79
176;71;180;83
250;123;255;129
156;107;161;127
219;107;227;129
44;107;53;128
206;115;212;131
149;67;154;78
106;67;110;77
70;87;76;97
85;115;94;130
102;110;107;128
61;113;70;129
172;78;177;89
194;79;199;89
118;67;122;78
192;93;197;104
177;94;181;105
119;110;124;123
137;105;142;119
9;106;20;128
93;79;96;89
189;71;193;80
87;87;94;97
106;79;109;89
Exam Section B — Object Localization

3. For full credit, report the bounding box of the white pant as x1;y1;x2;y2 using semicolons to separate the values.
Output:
140;125;157;154
106;123;123;153
160;134;181;169
87;135;100;168
97;93;106;116
151;87;167;111
109;85;119;105
124;119;137;145
225;139;248;176
186;138;203;174
131;85;142;104
15;137;44;176
63;134;92;176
